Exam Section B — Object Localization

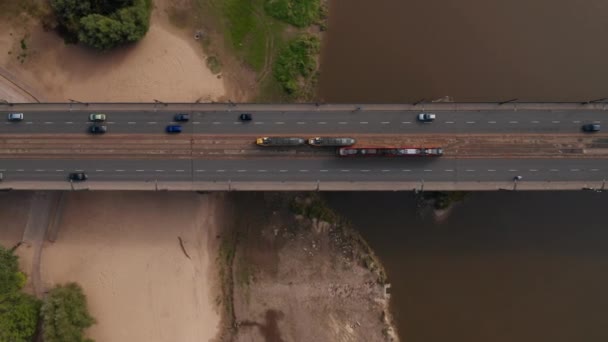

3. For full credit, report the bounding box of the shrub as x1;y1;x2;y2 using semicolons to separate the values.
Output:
273;35;320;96
41;283;96;342
264;0;320;27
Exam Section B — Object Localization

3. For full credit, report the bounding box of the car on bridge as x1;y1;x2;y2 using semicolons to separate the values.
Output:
89;125;107;134
417;113;436;122
68;172;87;181
166;125;182;133
89;113;106;122
7;113;24;121
582;123;600;132
240;113;253;121
174;113;189;122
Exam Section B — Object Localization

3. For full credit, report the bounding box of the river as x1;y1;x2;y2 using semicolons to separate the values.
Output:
326;192;608;341
319;0;608;103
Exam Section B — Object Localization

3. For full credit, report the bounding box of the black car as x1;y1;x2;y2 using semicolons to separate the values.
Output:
174;113;190;122
240;113;252;121
582;124;600;132
68;172;87;181
90;125;107;134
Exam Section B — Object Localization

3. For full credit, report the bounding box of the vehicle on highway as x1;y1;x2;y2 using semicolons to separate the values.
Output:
89;113;106;122
7;113;24;121
308;137;357;147
166;125;182;133
514;176;523;181
582;123;600;132
338;146;444;157
89;125;107;134
68;172;87;181
256;136;305;146
417;113;436;122
240;113;253;121
174;113;189;122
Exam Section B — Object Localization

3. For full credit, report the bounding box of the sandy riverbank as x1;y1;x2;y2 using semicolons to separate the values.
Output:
0;191;225;342
0;0;225;103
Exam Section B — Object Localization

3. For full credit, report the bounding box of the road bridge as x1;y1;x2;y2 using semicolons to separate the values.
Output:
0;102;607;191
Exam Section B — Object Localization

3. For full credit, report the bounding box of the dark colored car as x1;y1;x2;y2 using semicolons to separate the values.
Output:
240;113;252;121
68;172;87;181
174;113;190;122
89;125;107;134
582;124;600;132
166;125;182;133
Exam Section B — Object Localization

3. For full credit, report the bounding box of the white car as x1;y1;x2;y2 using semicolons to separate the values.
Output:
89;113;106;122
417;113;436;122
7;113;24;121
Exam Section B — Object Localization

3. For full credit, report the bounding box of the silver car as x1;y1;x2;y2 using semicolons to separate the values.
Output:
7;113;24;121
89;113;106;122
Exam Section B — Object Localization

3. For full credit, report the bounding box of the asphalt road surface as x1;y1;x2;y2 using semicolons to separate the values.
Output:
1;159;606;182
0;110;604;134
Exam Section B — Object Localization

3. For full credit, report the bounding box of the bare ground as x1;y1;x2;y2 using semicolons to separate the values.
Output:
224;193;398;342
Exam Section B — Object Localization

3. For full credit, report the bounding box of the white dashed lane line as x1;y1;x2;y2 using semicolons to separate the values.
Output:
466;121;475;124
147;122;157;124
195;170;205;172
359;121;368;124
445;121;454;124
338;122;348;125
44;122;53;124
550;169;559;172
401;121;411;124
320;170;329;172
136;170;145;172
35;169;45;172
465;169;475;172
155;170;165;172
297;122;306;125
299;170;309;172
360;170;370;172
127;122;136;124
176;170;185;172
279;170;288;172
552;121;560;124
591;169;599;171
212;122;221;125
444;169;454;172
317;122;327;124
95;170;104;172
237;170;247;172
531;121;540;124
509;121;518;124
65;122;73;124
275;122;285;125
55;169;64;172
115;169;125;172
217;170;226;172
487;169;496;172
381;121;390;124
254;122;264;125
488;121;496;124
570;169;580;172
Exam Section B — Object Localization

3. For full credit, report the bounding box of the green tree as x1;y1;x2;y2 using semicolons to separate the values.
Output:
265;0;320;27
41;283;96;342
0;246;41;342
51;0;152;49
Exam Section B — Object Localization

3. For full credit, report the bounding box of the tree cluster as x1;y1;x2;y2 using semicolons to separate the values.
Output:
51;0;152;49
41;283;96;342
0;246;41;342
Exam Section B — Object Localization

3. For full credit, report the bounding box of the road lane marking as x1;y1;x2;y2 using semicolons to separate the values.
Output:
401;121;411;124
381;121;390;124
508;169;518;172
360;170;370;172
445;121;454;124
279;170;288;172
529;169;538;172
318;122;327;124
381;169;390;172
26;122;32;124
338;122;348;124
44;121;53;124
65;121;73;124
424;169;433;172
299;170;309;172
75;169;84;172
402;169;411;172
257;170;267;172
212;122;221;125
275;122;285;124
17;169;24;172
570;169;580;172
594;121;601;124
509;121;518;124
466;121;475;124
176;170;185;172
340;169;350;172
550;169;559;172
488;121;496;124
35;169;45;172
444;169;454;172
127;122;136;124
147;122;157;124
136;170;144;172
297;122;306;124
572;121;581;123
195;170;205;172
591;169;599;171
531;121;540;124
237;170;246;172
552;121;560;124
193;122;201;124
107;121;115;124
320;169;328;172
95;169;104;172
155;170;165;172
233;122;242;124
487;169;496;172
217;170;226;172
55;169;64;172
465;169;475;172
254;122;264;125
359;121;368;124
115;169;125;172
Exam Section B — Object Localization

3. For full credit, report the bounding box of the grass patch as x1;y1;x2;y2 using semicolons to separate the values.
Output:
273;34;320;98
265;0;321;27
206;56;222;74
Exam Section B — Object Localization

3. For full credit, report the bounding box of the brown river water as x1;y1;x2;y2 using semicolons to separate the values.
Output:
326;192;608;342
319;0;608;103
320;0;608;340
